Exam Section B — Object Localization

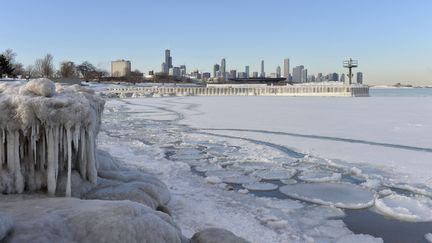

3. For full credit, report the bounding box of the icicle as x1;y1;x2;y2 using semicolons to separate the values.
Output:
86;127;97;184
73;124;80;151
0;129;4;168
79;128;87;180
65;126;72;197
46;127;56;195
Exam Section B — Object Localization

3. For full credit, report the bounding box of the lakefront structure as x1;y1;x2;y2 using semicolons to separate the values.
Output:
108;83;369;98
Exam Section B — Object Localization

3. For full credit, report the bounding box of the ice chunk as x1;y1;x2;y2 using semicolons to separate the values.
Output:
205;176;223;184
222;175;261;184
254;169;296;180
425;233;432;243
279;183;375;209
298;169;341;183
242;182;278;191
280;179;298;185
335;234;383;243
374;194;432;222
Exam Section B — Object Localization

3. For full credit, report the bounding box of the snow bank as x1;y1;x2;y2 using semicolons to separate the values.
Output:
0;78;105;196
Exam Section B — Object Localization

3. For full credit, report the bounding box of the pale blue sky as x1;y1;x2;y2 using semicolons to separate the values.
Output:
1;0;432;85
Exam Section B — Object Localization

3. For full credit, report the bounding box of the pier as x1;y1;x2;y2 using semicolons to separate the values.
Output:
107;84;369;98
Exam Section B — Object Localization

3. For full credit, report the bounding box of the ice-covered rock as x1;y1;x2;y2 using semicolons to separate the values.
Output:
279;183;376;209
0;79;105;196
191;228;249;243
242;182;278;191
0;198;183;243
374;194;432;222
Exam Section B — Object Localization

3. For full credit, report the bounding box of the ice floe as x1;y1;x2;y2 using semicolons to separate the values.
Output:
253;169;297;180
279;183;376;209
222;175;261;184
242;182;278;191
374;194;432;222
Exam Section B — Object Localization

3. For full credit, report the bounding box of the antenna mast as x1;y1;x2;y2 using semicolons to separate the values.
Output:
343;58;358;85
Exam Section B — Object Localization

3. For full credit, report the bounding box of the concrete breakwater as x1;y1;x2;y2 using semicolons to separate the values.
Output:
108;84;369;98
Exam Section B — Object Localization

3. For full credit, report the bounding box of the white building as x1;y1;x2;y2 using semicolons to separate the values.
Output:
111;60;131;77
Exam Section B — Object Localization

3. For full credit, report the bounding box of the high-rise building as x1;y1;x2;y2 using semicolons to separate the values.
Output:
301;69;308;82
340;73;345;82
179;65;186;76
292;65;304;83
229;70;237;79
283;58;290;79
237;72;247;79
245;66;250;78
202;72;211;81
165;49;172;70
252;72;258;78
276;66;281;78
161;63;167;73
111;59;131;77
221;58;226;80
213;64;220;78
260;60;265;78
357;72;363;84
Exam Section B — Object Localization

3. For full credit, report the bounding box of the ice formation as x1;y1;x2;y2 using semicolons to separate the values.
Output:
0;79;105;196
374;194;432;222
279;183;376;209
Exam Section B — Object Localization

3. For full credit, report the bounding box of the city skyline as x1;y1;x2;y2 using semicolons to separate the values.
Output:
1;0;432;85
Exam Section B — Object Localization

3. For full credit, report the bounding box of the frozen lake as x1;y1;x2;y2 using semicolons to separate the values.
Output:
98;95;432;243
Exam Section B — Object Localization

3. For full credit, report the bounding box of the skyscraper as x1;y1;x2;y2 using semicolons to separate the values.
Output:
276;66;281;78
283;58;290;79
245;66;250;78
301;69;308;82
340;73;345;82
165;49;172;70
221;58;226;81
292;65;304;83
260;60;265;78
180;65;186;76
213;64;220;78
357;72;363;84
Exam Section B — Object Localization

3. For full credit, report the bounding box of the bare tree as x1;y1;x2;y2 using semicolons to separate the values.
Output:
34;54;55;78
59;61;77;78
77;61;97;80
25;65;36;79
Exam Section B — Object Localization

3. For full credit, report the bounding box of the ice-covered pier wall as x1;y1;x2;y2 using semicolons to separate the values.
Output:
108;84;369;98
0;79;105;196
